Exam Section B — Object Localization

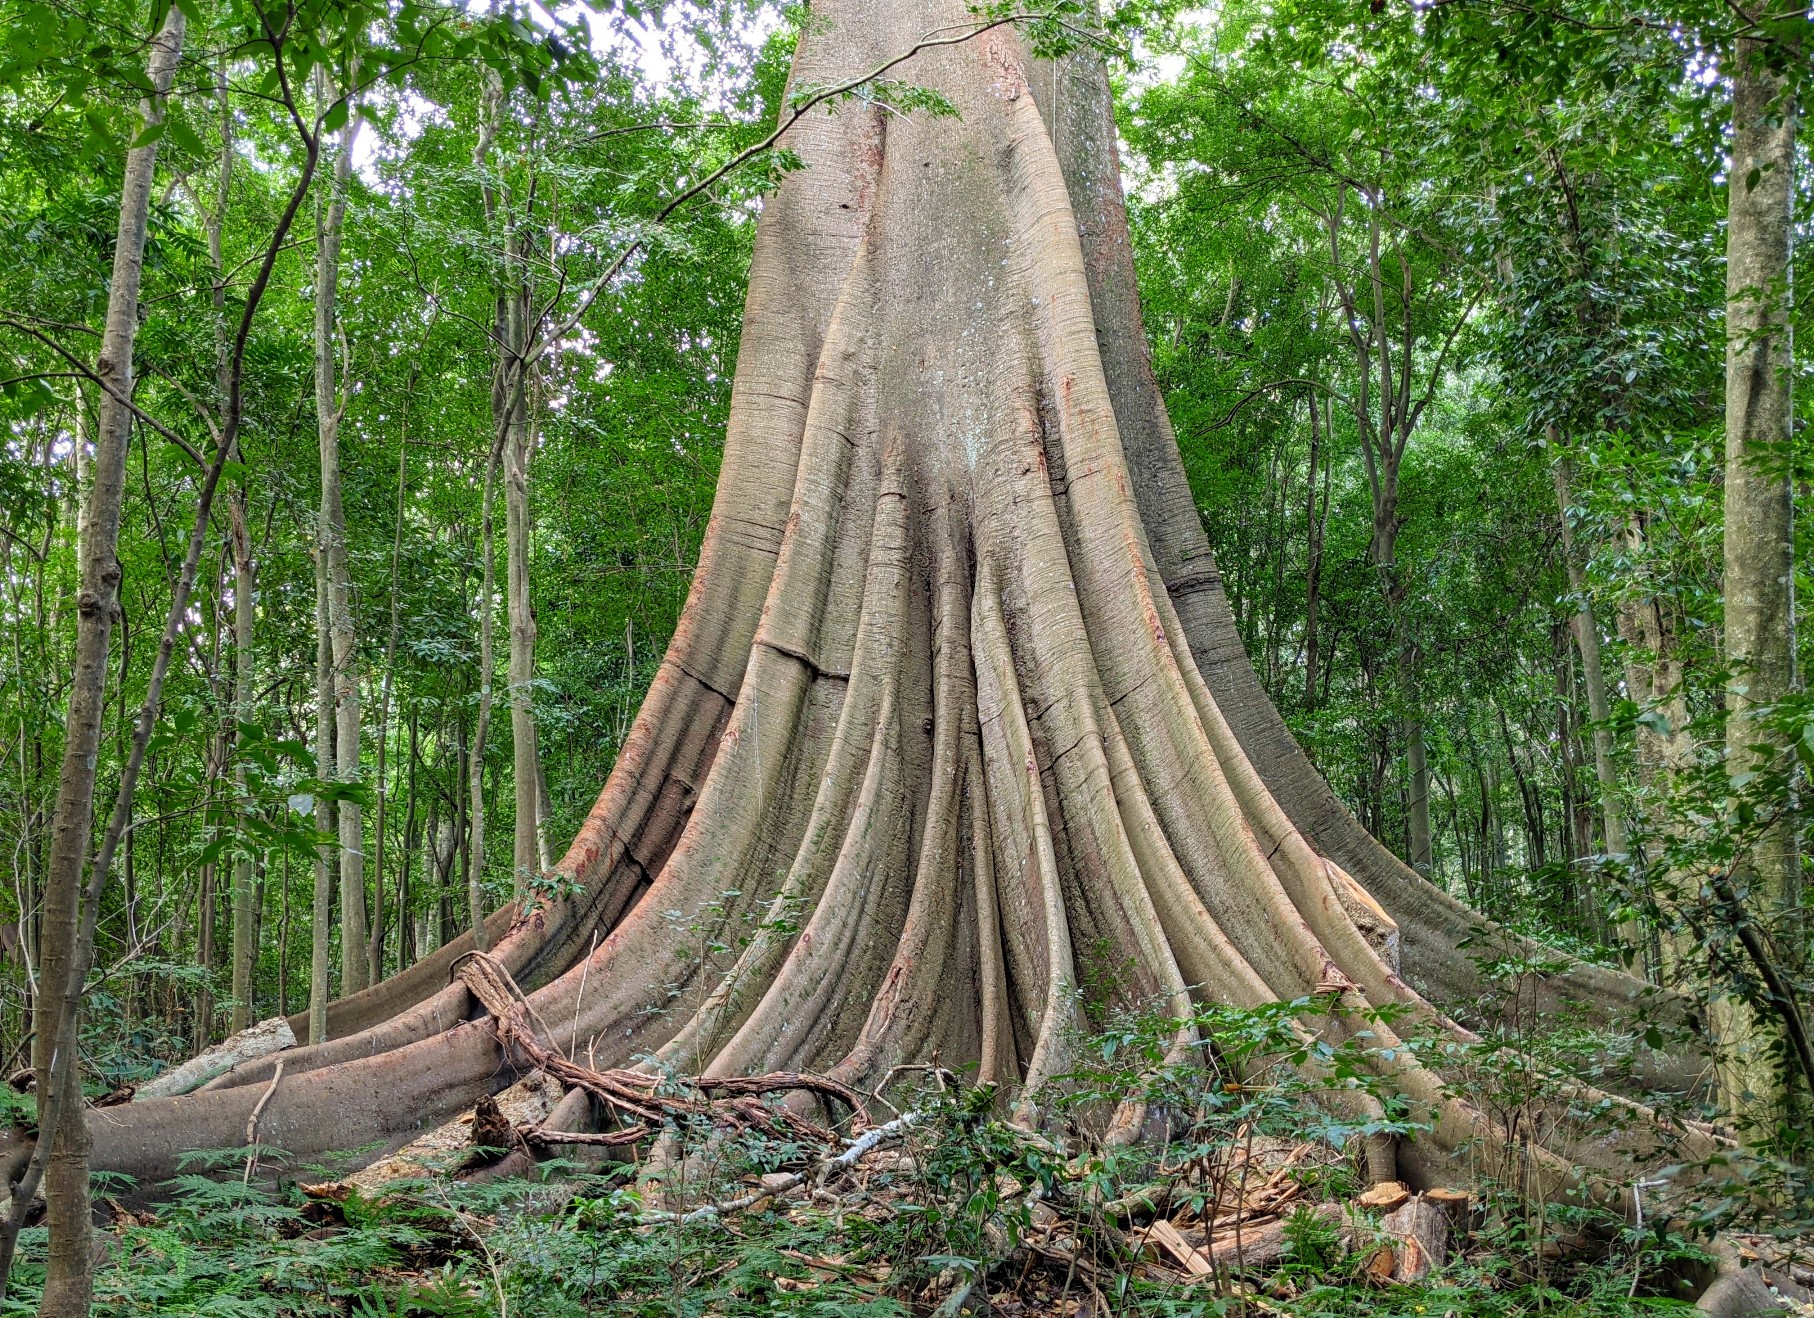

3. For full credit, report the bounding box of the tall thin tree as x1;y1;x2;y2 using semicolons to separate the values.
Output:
1715;33;1799;1122
22;10;184;1312
314;67;367;998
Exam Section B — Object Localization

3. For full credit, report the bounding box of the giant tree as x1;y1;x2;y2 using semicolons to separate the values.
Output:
2;2;1757;1308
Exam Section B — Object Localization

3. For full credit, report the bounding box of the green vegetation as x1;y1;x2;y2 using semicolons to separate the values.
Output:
1;999;1718;1316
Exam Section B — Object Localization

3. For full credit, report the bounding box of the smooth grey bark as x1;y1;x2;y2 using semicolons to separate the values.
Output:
469;438;502;951
309;525;336;1043
22;10;185;1314
313;71;367;997
474;68;546;897
506;393;543;891
465;67;511;941
1301;390;1332;711
1715;37;1799;1122
1550;448;1627;860
208;55;260;1036
369;358;417;983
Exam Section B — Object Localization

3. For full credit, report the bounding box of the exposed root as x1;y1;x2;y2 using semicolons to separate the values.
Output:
455;953;868;1151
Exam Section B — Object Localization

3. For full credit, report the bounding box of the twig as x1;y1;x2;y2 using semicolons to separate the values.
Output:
432;1184;510;1318
635;1110;922;1225
242;1059;285;1184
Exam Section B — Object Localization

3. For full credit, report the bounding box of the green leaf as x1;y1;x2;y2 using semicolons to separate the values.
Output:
166;116;204;155
129;119;165;149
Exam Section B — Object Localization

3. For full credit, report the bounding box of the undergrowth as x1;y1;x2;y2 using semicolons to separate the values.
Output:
2;983;1721;1317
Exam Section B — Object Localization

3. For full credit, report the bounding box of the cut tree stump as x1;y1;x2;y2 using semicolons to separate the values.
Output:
1380;1189;1470;1283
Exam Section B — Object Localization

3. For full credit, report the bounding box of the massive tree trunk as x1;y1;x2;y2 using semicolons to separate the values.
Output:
6;1;1705;1237
1714;37;1798;1123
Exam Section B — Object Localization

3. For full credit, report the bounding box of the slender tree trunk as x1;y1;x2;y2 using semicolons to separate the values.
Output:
370;386;412;983
453;711;470;950
1302;394;1330;712
467;65;509;940
313;71;366;996
212;57;259;1036
1550;442;1644;956
196;555;227;1051
195;855;215;1049
399;708;419;969
28;12;183;1313
1716;38;1798;1123
1401;645;1433;872
505;371;542;892
277;823;291;1019
476;73;547;898
1615;533;1697;978
1374;507;1432;873
1550;444;1628;861
309;536;336;1043
469;439;501;950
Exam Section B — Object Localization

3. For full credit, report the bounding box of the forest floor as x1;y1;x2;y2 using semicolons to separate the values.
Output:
9;1027;1801;1318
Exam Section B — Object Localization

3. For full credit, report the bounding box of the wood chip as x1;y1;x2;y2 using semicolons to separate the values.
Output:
1146;1219;1216;1277
1356;1181;1410;1212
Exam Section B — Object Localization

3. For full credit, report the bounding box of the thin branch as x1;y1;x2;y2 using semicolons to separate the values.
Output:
0;318;207;466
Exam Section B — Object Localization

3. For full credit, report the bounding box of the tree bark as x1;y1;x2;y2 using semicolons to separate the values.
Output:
309;527;336;1043
469;438;502;951
210;54;260;1036
313;71;366;997
1615;529;1697;978
475;70;547;899
1551;445;1627;861
1715;37;1798;1123
370;363;416;984
1550;442;1644;956
27;10;184;1313
1301;391;1331;712
504;303;542;895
